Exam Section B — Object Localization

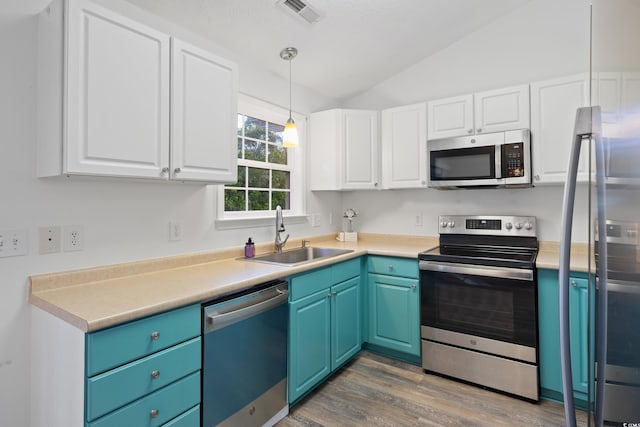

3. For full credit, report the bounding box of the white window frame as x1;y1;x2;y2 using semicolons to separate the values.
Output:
216;93;306;228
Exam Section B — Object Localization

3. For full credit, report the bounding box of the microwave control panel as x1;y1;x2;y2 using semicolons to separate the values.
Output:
502;143;525;177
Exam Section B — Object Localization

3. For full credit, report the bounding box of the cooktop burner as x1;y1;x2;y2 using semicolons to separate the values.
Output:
419;245;537;269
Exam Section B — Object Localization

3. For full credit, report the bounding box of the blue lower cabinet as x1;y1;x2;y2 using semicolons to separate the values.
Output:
87;372;200;427
367;273;420;356
288;259;363;403
289;288;332;402
538;269;592;405
163;405;200;427
84;304;202;426
331;276;362;368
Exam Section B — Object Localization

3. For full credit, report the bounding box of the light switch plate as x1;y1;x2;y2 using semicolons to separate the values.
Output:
0;229;28;258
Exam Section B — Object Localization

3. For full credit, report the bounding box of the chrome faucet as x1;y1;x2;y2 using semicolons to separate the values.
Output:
274;205;289;253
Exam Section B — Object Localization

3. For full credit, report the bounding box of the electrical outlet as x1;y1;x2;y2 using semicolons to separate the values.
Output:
169;221;183;241
311;214;321;227
63;225;84;252
0;229;28;258
39;226;61;254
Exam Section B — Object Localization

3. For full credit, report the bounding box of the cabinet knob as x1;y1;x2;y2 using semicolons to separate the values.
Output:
327;293;332;298
421;180;426;185
535;174;540;181
160;167;169;175
151;370;160;380
571;280;577;287
150;409;160;419
467;129;473;134
150;331;160;341
388;265;394;271
374;182;378;187
476;128;482;133
412;284;417;290
173;167;181;174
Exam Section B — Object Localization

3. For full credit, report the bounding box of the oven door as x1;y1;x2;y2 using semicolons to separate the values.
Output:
419;261;537;349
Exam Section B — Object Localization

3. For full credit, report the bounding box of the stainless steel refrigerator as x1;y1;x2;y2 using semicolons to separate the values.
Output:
560;1;640;426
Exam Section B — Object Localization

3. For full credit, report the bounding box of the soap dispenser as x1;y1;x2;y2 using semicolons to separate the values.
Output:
244;237;255;258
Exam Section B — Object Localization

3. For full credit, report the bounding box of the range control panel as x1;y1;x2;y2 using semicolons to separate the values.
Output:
439;215;537;237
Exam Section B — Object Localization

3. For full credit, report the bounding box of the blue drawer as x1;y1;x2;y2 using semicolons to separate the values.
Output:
367;256;418;279
86;337;201;421
290;267;332;301
164;405;200;427
87;371;200;427
331;258;361;284
86;304;200;376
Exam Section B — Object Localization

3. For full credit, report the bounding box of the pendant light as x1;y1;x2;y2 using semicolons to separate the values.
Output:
280;47;299;148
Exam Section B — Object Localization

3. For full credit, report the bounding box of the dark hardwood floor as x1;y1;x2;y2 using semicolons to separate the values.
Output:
277;351;588;427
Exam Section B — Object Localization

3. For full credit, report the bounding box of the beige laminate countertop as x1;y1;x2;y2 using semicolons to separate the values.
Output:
29;233;438;332
29;233;591;333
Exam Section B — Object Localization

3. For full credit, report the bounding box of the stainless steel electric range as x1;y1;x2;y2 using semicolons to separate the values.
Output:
419;215;539;401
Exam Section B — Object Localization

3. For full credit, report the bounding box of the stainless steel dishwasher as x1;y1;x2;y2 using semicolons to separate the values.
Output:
202;280;289;427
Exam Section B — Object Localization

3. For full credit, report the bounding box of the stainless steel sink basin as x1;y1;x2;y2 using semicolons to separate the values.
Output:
248;247;353;266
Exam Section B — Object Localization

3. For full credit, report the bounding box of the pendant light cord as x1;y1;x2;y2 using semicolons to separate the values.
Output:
289;57;292;119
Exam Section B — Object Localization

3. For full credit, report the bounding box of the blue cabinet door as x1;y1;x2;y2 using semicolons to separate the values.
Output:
538;269;592;404
331;276;362;369
569;276;591;399
288;288;331;402
367;273;420;356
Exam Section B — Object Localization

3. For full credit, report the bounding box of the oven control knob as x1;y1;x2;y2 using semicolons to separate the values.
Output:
515;223;523;230
505;222;513;230
525;222;533;230
448;221;455;228
440;221;448;228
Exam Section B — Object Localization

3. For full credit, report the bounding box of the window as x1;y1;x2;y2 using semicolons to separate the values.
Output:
218;94;304;222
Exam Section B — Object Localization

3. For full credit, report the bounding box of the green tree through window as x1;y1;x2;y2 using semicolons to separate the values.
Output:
225;114;291;212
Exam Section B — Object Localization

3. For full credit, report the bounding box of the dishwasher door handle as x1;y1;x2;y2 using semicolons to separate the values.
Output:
205;285;288;333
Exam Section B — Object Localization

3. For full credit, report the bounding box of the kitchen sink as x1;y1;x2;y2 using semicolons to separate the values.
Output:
247;247;353;266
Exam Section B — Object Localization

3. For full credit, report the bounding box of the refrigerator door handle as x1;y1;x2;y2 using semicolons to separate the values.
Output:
559;106;596;427
593;107;607;427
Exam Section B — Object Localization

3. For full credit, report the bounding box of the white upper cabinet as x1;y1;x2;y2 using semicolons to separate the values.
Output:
37;0;237;183
427;94;473;140
427;84;530;140
309;109;379;191
381;102;427;189
530;74;590;184
170;39;238;183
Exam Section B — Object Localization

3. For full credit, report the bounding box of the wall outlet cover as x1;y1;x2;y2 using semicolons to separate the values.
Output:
63;225;84;252
38;226;61;254
0;229;28;258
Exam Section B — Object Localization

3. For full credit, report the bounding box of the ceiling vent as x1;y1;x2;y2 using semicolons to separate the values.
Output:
276;0;323;24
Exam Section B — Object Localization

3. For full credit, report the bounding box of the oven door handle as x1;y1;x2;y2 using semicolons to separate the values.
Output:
419;260;533;281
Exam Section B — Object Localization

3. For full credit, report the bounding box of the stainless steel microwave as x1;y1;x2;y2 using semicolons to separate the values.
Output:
427;129;532;189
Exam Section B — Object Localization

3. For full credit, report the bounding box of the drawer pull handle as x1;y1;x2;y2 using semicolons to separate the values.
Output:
412;284;416;290
150;331;160;341
571;280;577;287
151;370;160;380
150;409;160;419
388;265;394;271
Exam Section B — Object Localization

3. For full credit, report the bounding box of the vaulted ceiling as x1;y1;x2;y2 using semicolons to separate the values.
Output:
124;0;531;101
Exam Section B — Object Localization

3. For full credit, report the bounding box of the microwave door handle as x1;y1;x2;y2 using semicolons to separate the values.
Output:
495;145;502;179
593;107;607;427
558;106;594;427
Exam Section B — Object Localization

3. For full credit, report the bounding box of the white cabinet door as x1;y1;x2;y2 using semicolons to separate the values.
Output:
474;84;530;134
381;103;427;189
621;72;640;120
593;72;621;126
427;94;473;140
309;109;378;191
171;39;238;183
343;110;379;189
530;74;590;184
65;0;170;178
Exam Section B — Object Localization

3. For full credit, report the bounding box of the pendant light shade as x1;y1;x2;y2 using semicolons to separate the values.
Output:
280;47;299;148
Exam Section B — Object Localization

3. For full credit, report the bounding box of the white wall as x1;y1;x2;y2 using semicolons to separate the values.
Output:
0;2;340;425
340;0;594;243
